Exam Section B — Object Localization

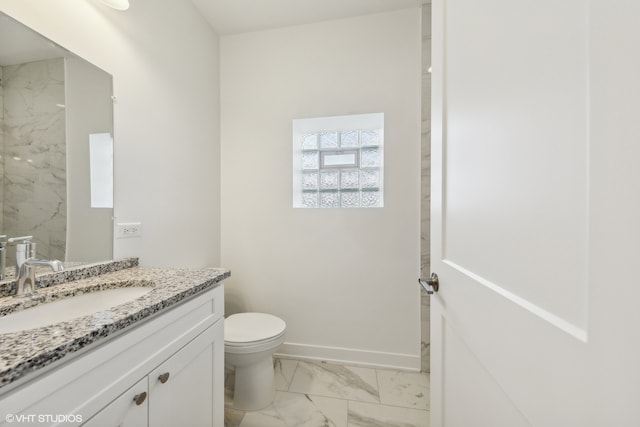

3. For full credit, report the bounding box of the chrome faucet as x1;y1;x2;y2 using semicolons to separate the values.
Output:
0;235;7;280
15;258;64;297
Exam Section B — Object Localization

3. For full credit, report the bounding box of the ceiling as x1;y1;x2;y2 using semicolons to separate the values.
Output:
190;0;427;35
0;2;428;66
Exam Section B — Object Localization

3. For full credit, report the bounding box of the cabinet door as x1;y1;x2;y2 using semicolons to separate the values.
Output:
82;377;148;427
148;320;223;427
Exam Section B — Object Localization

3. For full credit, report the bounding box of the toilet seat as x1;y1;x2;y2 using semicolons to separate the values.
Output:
225;312;286;346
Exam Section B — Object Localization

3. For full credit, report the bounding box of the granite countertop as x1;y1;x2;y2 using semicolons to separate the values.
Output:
0;259;230;391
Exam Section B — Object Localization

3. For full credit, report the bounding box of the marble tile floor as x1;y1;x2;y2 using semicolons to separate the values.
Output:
225;358;430;427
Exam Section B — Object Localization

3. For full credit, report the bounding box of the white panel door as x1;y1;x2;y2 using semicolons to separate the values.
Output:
431;1;640;426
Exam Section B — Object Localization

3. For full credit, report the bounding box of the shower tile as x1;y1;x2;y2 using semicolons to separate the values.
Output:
288;361;380;403
2;58;67;263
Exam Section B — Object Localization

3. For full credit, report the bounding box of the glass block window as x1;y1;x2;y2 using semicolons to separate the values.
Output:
293;113;384;208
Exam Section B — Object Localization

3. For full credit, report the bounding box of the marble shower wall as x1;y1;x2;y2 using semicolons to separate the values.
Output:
0;66;4;233
1;58;67;264
421;4;432;373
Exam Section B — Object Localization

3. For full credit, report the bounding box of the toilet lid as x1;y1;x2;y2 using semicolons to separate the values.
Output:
224;312;286;344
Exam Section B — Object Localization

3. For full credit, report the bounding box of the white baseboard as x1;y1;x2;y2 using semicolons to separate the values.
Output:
275;342;421;372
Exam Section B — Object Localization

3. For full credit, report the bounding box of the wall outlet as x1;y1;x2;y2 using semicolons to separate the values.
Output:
116;222;143;238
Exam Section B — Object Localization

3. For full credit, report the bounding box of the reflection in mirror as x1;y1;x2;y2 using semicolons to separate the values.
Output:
0;11;114;275
89;133;114;209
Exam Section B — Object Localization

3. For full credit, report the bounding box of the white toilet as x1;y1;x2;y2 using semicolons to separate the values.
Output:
224;312;286;411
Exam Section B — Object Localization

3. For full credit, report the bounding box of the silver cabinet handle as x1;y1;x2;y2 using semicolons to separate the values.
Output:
418;273;439;294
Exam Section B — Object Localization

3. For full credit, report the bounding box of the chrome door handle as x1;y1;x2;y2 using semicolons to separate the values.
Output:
418;273;439;294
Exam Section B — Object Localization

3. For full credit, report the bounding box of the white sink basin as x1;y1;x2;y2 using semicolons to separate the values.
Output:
0;286;152;334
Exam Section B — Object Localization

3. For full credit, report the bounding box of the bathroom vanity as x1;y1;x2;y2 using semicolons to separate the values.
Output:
0;259;229;426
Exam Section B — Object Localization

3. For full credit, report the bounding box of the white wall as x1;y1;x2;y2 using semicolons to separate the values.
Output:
0;0;221;268
220;9;422;369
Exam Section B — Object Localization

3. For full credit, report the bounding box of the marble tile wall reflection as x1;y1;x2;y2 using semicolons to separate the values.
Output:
0;66;4;233
1;59;66;264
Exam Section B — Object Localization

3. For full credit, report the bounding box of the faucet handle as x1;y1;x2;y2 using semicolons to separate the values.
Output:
8;236;35;270
8;236;33;244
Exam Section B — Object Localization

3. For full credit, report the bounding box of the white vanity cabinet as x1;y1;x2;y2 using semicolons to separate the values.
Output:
0;284;225;427
84;319;223;427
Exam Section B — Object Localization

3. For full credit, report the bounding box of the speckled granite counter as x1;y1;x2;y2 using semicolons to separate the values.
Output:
0;259;230;391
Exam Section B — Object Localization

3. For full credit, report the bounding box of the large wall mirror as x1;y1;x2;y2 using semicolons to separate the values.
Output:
0;11;113;273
